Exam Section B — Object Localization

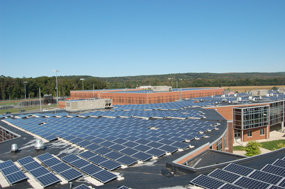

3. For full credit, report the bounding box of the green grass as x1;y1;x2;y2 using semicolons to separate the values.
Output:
0;104;59;115
233;146;246;151
260;140;285;151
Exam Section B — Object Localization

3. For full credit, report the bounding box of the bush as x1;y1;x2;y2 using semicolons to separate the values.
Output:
245;141;262;156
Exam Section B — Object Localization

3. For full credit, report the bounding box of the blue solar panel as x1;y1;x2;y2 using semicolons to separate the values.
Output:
190;174;225;189
208;169;240;183
62;154;80;163
5;171;28;185
105;151;124;160
234;176;270;189
261;164;285;177
91;170;117;183
89;155;108;164
50;162;71;173
37;153;54;162
120;148;138;156
99;159;121;170
0;160;15;169
132;152;152;161
1;165;20;176
96;147;113;155
18;156;35;166
249;170;283;185
159;145;178;153
81;164;103;175
36;173;61;187
146;149;165;157
134;144;152;152
110;144;126;151
43;158;62;167
70;159;90;169
30;167;50;178
79;151;97;159
116;156;137;166
60;168;83;181
22;161;42;171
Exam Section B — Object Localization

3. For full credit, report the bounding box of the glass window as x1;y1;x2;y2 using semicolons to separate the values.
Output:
260;128;265;135
248;130;252;137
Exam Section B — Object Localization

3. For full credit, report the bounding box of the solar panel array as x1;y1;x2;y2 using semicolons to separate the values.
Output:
17;156;61;187
0;160;28;185
37;153;83;182
4;109;219;170
190;160;285;189
61;154;117;183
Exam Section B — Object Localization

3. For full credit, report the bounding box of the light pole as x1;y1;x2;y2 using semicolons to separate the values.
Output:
80;78;85;90
23;81;27;100
53;70;59;105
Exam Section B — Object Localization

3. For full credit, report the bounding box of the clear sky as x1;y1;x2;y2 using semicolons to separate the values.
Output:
1;0;284;78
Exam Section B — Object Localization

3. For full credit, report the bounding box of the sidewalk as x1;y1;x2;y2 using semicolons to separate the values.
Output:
233;131;285;155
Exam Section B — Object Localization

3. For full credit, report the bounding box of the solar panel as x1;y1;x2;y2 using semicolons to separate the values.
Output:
62;154;80;163
0;160;15;169
120;148;138;156
118;186;130;189
1;165;20;176
110;144;126;151
146;149;165;157
219;183;243;189
123;141;139;148
91;169;117;183
37;153;54;162
249;170;283;185
133;144;150;152
36;173;61;187
278;179;285;187
132;152;152;161
81;164;103;175
70;159;90;169
159;145;178;153
30;167;50;178
5;171;28;185
208;169;241;183
22;161;42;171
79;151;97;159
18;156;35;166
234;176;270;189
96;147;113;155
116;156;137;166
99;159;121;170
60;168;83;181
261;164;285;177
105;151;124;160
74;184;90;189
170;142;189;149
50;162;71;173
272;159;285;168
43;158;62;167
89;155;108;165
85;144;101;151
223;163;254;176
189;174;225;189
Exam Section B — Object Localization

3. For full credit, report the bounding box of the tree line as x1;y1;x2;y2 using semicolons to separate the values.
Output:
1;72;285;100
0;75;107;100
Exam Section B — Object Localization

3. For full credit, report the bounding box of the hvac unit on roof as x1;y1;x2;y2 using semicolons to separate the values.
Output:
11;143;19;152
35;139;45;150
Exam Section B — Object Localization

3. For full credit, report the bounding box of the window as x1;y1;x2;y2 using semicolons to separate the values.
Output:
260;128;265;135
217;138;223;151
248;130;253;137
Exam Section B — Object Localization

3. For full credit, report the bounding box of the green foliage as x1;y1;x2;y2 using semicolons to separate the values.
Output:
272;86;278;90
233;146;246;151
0;75;108;100
245;141;262;156
261;140;285;150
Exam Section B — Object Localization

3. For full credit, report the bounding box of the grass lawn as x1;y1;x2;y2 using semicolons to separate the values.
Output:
233;146;246;151
260;140;285;151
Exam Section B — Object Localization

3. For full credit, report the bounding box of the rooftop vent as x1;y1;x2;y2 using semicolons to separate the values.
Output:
11;144;19;152
35;139;45;150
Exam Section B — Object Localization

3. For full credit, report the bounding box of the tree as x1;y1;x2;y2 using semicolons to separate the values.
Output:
245;141;262;156
272;86;278;90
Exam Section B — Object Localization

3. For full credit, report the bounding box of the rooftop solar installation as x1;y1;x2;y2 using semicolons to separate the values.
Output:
91;169;117;184
261;164;285;177
73;184;91;189
0;160;28;185
190;174;226;189
223;163;254;176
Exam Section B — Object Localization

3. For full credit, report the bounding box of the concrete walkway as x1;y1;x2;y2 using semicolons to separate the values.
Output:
233;131;285;155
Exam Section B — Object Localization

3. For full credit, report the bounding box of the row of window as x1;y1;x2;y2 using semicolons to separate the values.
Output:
247;128;265;137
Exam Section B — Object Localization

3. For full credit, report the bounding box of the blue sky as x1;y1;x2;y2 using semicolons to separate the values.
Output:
1;0;284;78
